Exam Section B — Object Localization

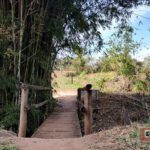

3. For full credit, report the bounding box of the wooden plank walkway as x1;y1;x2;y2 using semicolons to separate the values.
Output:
32;95;82;139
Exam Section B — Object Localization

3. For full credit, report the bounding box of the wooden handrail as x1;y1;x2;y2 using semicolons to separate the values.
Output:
77;88;150;136
20;82;51;90
31;100;49;109
18;83;51;137
77;85;93;135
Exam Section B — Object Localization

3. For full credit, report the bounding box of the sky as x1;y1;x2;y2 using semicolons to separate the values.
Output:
96;5;150;61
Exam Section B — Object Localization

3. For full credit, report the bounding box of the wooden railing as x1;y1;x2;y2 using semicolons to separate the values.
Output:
77;87;150;136
18;83;100;137
77;85;92;135
18;83;51;137
77;85;100;135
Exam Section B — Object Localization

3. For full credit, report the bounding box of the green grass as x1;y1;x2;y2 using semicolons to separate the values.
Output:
0;141;18;150
0;146;18;150
53;71;117;90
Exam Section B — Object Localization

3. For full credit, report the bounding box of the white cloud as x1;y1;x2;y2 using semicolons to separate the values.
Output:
130;5;150;23
134;5;150;14
132;46;150;61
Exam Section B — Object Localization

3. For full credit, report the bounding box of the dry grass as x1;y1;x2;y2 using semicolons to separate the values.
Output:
52;71;117;90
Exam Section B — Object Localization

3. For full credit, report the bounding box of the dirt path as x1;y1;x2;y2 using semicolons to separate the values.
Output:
32;95;81;139
1;125;138;150
11;137;87;150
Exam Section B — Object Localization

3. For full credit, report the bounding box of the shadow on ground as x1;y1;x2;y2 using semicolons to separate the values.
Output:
91;92;150;132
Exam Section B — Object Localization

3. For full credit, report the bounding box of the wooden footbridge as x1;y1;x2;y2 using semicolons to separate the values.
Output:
32;96;81;139
18;83;96;139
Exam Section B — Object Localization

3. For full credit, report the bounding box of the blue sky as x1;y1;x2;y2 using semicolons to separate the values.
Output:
96;5;150;61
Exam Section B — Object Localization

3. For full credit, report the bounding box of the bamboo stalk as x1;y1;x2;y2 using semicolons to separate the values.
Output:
10;0;17;76
17;0;24;82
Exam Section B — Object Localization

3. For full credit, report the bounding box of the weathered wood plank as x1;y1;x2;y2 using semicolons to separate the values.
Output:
32;96;81;139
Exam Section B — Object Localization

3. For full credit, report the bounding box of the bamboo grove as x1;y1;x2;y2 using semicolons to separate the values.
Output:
0;0;149;135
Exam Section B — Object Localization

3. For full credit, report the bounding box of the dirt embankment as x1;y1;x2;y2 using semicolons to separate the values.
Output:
0;123;149;150
91;92;150;132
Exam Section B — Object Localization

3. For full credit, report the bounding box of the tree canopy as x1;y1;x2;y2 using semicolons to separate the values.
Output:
0;0;149;102
0;0;149;93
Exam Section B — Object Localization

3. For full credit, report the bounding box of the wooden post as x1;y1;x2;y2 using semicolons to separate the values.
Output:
71;74;73;84
18;85;29;137
83;90;92;135
77;88;81;101
77;88;82;123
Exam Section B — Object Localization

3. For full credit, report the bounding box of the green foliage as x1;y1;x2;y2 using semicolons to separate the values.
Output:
0;104;19;132
99;54;136;77
71;56;87;74
0;146;18;150
145;119;150;127
0;72;16;90
27;108;43;136
25;92;56;136
96;78;107;91
146;71;150;82
143;56;150;74
133;80;148;92
0;100;53;136
79;71;86;78
53;71;117;90
99;27;138;78
117;126;150;149
119;59;136;77
101;59;113;72
57;55;95;75
0;141;17;150
117;129;140;149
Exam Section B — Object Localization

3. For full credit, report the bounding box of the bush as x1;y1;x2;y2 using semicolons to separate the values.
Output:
79;71;86;78
99;58;113;72
0;104;19;133
133;80;147;92
27;107;43;136
119;61;136;77
145;71;150;81
96;78;107;91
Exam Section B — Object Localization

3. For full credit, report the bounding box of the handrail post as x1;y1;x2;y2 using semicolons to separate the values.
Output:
18;84;29;137
83;90;92;135
77;88;81;101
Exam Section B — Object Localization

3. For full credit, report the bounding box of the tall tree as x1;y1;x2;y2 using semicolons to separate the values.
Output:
99;26;140;76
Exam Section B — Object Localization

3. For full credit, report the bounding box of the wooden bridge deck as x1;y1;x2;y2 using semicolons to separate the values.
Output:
32;95;82;139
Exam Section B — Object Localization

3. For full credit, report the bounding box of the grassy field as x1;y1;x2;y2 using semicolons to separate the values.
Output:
52;71;117;91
